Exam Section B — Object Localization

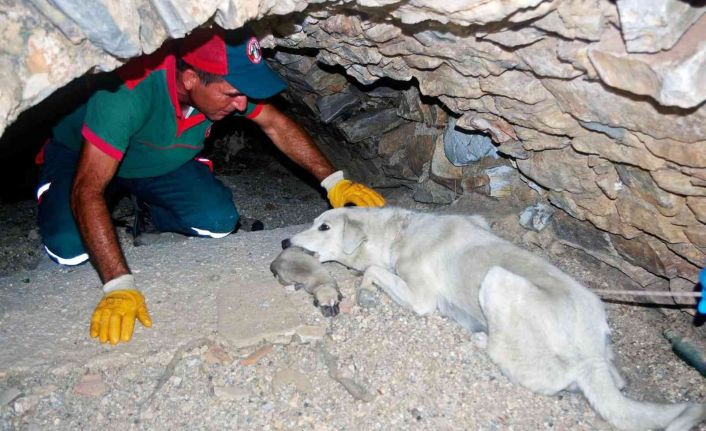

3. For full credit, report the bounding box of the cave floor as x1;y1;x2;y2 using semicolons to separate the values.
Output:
0;148;705;430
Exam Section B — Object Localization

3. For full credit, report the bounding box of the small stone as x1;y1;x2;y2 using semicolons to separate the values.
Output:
213;385;249;401
338;297;356;314
410;407;423;421
485;165;519;198
413;179;457;205
294;325;326;344
519;203;556;232
185;357;201;367
169;376;182;387
204;344;232;365
331;375;376;402
73;373;106;397
13;395;38;415
356;288;380;308
0;387;22;406
272;368;313;395
443;116;498;166
32;384;57;397
239;344;273;366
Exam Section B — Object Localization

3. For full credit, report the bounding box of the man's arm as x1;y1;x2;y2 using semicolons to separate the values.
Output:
250;103;335;182
71;141;129;283
250;102;385;208
73;141;151;345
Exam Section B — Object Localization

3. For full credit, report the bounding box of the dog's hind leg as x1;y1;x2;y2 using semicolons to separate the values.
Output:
567;336;627;391
479;266;575;395
481;267;706;430
360;265;437;315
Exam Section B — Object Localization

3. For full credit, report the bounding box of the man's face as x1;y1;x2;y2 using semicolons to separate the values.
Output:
190;79;248;121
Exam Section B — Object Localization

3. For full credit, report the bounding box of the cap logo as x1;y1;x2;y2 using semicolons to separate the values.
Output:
246;37;262;64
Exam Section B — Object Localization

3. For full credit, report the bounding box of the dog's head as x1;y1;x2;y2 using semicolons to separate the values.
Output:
284;208;368;264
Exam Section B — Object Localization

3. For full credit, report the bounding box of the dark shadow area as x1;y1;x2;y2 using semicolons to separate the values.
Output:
695;313;705;327
0;73;120;203
0;81;83;203
202;94;325;195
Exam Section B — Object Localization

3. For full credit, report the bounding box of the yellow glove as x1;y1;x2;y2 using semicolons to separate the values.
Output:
90;275;152;345
322;171;385;208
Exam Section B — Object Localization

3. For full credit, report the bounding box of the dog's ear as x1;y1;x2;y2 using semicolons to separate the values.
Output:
342;216;367;255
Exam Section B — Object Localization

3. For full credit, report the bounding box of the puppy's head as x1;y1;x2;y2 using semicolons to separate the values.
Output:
286;208;367;263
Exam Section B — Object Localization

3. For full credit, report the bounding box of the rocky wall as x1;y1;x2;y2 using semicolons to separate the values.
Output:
1;0;705;304
263;1;706;304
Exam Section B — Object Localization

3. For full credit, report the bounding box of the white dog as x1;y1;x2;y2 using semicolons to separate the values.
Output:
285;207;706;431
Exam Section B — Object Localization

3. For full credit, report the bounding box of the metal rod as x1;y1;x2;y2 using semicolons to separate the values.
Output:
590;289;702;298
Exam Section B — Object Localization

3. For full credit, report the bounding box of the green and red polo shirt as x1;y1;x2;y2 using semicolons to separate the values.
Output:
56;43;263;178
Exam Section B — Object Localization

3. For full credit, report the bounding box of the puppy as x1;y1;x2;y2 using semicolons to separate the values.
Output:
270;246;342;317
285;207;706;431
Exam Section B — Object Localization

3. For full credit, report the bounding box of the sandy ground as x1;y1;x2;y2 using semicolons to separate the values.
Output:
1;147;705;430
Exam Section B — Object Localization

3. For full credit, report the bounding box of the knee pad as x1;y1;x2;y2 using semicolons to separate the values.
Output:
42;234;88;266
187;201;238;238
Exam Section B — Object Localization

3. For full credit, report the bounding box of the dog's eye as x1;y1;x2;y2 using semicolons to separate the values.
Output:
318;223;330;231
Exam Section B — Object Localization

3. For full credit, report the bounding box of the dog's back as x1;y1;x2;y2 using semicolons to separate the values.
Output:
390;212;598;329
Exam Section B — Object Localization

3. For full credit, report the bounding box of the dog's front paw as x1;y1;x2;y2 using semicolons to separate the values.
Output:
312;284;343;317
356;287;380;308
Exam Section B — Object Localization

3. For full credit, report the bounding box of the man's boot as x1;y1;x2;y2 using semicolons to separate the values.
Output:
129;196;160;246
237;216;264;232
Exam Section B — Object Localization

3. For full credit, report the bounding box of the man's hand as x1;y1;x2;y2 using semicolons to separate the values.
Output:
322;171;385;208
90;275;152;345
328;179;385;208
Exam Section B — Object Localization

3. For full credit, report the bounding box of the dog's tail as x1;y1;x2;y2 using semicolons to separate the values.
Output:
577;362;706;430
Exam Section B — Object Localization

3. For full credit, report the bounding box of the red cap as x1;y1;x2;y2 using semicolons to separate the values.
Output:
178;26;287;99
179;28;228;75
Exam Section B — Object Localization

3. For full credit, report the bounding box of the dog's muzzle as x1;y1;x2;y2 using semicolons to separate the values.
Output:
281;238;291;249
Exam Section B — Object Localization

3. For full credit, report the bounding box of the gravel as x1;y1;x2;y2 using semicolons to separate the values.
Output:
1;145;705;430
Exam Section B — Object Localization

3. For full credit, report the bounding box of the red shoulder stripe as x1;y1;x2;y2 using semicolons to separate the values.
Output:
246;103;264;119
82;124;124;161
